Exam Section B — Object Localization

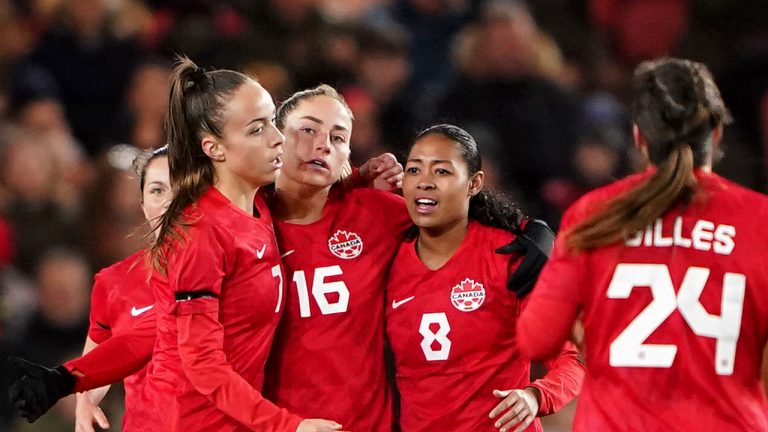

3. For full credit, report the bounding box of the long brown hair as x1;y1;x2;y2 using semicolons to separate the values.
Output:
150;56;253;272
566;58;731;252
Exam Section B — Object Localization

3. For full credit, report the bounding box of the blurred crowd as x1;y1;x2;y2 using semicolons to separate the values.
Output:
0;0;766;430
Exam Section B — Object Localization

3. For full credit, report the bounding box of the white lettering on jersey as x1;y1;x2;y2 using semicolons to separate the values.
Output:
626;218;735;255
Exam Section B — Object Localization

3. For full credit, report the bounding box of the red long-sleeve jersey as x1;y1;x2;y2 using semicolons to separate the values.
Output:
386;221;584;432
86;250;155;427
518;170;768;431
263;186;411;431
132;187;300;432
67;187;300;431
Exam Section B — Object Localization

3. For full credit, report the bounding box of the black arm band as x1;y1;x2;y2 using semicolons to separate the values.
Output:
175;291;218;302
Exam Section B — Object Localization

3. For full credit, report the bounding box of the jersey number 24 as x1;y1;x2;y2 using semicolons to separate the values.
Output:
608;263;745;375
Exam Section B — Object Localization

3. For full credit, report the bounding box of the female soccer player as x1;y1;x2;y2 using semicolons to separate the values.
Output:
75;146;170;432
262;84;412;432
386;124;584;432
10;57;342;432
517;57;768;430
6;86;400;431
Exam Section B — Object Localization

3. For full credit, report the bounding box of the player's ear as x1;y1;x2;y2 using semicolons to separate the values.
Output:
468;171;484;197
202;135;225;162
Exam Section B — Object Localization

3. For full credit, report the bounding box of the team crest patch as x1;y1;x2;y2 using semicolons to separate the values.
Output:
328;230;363;259
450;278;486;312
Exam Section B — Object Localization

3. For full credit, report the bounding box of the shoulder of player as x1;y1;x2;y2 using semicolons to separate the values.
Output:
185;190;263;238
562;171;650;228
337;186;404;207
335;187;409;228
95;250;147;284
705;172;768;209
469;221;516;249
390;235;419;267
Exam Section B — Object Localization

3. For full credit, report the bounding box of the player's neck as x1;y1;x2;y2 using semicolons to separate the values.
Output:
416;220;469;270
212;176;258;216
273;180;331;224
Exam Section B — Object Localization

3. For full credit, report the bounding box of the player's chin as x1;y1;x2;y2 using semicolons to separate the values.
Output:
409;213;441;230
253;169;279;187
302;171;336;188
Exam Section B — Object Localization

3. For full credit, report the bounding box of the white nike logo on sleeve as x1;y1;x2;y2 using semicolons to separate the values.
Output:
392;296;415;309
131;305;154;317
256;244;267;259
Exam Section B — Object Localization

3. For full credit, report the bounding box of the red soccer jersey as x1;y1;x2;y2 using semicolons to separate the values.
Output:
263;186;411;431
518;170;768;431
386;220;584;432
127;187;301;432
87;250;155;426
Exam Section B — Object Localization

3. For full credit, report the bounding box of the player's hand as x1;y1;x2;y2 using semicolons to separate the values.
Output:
75;392;110;432
359;152;403;191
8;356;76;423
296;418;346;432
495;219;554;298
571;316;585;353
489;387;540;432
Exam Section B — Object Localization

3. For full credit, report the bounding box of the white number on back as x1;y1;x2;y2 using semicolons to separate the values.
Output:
293;265;350;317
608;264;745;375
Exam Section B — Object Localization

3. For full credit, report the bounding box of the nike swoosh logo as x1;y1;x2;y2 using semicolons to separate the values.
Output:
280;249;295;259
131;305;154;317
256;244;267;259
392;296;415;309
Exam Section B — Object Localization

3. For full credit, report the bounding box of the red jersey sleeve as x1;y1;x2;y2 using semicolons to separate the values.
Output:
499;227;584;415
64;311;156;393
169;226;302;432
517;204;586;360
342;166;367;189
526;340;584;415
87;272;112;344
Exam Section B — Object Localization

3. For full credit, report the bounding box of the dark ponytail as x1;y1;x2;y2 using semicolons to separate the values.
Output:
469;190;525;233
150;56;252;272
405;124;525;239
566;57;731;252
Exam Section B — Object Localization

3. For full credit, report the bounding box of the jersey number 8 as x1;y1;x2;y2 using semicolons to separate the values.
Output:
608;263;745;375
420;313;452;361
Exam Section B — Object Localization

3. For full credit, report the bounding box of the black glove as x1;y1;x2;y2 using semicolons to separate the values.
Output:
496;219;555;299
8;356;76;423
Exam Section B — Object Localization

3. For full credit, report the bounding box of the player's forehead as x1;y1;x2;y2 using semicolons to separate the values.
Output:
407;135;464;165
288;95;352;131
